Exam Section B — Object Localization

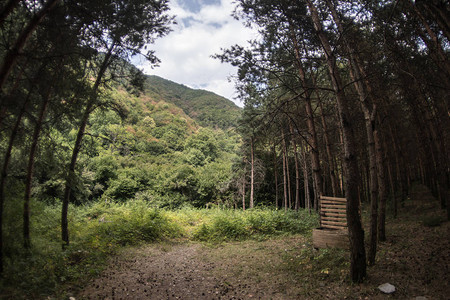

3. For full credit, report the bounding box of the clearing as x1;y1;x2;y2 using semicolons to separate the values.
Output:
75;185;449;299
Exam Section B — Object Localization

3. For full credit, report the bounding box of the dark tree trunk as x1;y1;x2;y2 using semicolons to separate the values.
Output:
307;0;366;282
23;92;50;249
318;99;339;196
301;142;311;213
273;144;279;209
326;0;378;266
375;127;387;242
282;133;288;211
285;138;292;209
242;166;246;211
250;137;254;209
289;123;300;211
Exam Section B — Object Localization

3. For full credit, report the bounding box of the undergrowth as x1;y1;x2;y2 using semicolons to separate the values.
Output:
0;199;318;299
0;199;181;299
280;246;349;296
185;208;318;242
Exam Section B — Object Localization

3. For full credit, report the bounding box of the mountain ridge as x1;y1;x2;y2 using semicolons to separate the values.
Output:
144;75;241;129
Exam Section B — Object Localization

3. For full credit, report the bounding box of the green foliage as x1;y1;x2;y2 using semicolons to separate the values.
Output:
0;198;182;298
191;208;319;242
81;200;183;247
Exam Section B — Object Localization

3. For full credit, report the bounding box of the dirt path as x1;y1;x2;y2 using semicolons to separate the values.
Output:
77;239;295;300
76;185;449;300
78;243;245;299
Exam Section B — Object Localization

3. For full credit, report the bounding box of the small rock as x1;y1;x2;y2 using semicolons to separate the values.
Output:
378;283;396;294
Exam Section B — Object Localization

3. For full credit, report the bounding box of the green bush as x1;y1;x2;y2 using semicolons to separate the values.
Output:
191;208;318;242
80;200;183;247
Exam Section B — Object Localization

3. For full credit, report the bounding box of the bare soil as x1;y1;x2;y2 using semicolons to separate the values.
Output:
76;185;449;299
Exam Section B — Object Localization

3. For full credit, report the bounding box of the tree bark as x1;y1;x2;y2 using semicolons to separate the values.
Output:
242;166;246;211
325;0;382;265
302;142;311;213
282;133;288;211
318;99;339;197
285;136;292;209
375;126;387;242
273;144;279;209
289;123;300;211
249;137;254;209
23;91;50;249
306;0;366;282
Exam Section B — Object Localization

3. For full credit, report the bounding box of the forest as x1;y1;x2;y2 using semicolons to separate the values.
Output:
0;0;449;299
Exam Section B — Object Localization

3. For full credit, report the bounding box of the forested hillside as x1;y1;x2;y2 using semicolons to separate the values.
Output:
145;75;241;129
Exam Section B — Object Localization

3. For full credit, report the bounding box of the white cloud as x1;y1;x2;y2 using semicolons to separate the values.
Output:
135;0;258;107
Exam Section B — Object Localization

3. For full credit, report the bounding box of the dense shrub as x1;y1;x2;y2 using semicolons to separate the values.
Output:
82;200;183;247
191;208;318;242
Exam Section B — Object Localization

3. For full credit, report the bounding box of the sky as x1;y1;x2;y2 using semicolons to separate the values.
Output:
134;0;258;107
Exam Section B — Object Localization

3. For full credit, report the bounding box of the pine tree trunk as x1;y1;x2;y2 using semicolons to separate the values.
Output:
23;92;50;249
242;168;246;211
282;134;288;211
302;142;310;214
364;113;378;266
285;139;292;209
375;127;387;242
326;0;381;265
273;144;279;209
289;124;300;211
249;137;254;209
307;0;366;282
318;99;339;196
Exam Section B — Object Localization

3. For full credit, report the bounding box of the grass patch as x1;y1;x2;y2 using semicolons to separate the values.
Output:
189;208;318;242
